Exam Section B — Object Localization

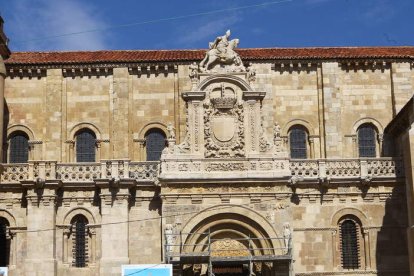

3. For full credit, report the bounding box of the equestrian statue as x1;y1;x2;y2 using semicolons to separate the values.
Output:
199;30;245;72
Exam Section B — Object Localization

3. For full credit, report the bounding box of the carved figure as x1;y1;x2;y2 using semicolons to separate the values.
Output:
283;222;291;251
199;30;244;71
167;123;175;139
247;63;256;82
274;122;281;139
189;62;199;90
165;224;174;253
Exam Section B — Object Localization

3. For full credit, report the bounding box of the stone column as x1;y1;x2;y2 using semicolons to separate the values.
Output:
309;137;315;159
24;181;61;276
0;56;5;160
45;69;63;161
62;226;71;264
88;226;97;265
362;228;371;269
243;91;266;156
97;179;133;276
321;62;342;158
181;92;205;155
331;230;337;270
391;62;413;115
111;68;130;159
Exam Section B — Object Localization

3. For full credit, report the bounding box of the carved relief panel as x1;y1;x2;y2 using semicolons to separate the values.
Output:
203;82;245;158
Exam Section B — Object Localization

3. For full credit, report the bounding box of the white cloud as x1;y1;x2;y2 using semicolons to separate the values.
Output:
175;14;241;47
8;0;109;51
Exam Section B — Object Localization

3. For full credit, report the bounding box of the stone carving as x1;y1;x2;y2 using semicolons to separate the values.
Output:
367;159;404;177
175;108;191;153
194;103;200;151
0;164;29;183
259;126;271;152
274;122;281;139
283;222;291;252
189;62;199;91
129;162;159;181
205;162;246;172
249;104;256;151
56;163;100;181
199;30;245;72
246;63;256;82
290;160;319;177
167;123;175;140
204;85;245;158
210;238;249;257
326;160;360;177
165;224;174;253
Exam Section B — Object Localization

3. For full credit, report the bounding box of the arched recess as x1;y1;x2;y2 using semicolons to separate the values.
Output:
136;122;168;161
331;208;369;227
179;205;281;258
62;207;98;266
6;125;36;162
351;118;383;158
68;123;101;162
282;119;315;137
283;119;317;159
331;208;370;270
352;118;383;135
197;74;252;92
69;122;102;141
138;122;168;140
0;210;17;267
7;125;35;141
63;207;96;225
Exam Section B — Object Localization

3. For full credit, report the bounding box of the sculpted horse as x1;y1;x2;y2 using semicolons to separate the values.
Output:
200;39;243;70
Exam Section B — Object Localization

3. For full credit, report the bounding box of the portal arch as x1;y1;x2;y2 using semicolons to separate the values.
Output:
180;205;281;256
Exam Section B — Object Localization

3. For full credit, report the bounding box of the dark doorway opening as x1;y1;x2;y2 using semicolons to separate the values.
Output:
212;264;248;276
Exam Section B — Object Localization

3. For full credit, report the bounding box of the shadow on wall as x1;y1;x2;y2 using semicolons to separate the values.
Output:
376;184;409;276
2;100;8;162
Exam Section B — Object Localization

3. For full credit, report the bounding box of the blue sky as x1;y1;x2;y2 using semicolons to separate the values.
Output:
0;0;413;51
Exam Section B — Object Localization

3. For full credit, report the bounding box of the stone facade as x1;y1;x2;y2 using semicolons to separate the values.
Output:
0;26;412;276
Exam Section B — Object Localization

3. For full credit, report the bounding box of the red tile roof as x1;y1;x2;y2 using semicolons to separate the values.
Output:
5;47;414;65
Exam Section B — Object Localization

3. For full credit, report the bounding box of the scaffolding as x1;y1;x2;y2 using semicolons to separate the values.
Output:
165;231;293;276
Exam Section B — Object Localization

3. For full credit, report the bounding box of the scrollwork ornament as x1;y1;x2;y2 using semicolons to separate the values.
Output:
204;101;245;158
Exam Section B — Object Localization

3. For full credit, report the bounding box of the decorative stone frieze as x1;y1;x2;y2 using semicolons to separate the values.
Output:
7;67;46;78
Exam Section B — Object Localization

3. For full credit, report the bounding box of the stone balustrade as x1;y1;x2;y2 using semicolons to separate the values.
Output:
290;158;404;180
0;160;160;184
0;158;404;184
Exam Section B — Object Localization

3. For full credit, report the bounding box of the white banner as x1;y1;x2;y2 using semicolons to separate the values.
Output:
122;264;172;276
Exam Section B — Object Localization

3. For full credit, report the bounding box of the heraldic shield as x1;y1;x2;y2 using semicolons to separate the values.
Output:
211;115;237;143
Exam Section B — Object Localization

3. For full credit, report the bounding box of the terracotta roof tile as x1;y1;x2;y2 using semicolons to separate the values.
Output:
5;47;414;65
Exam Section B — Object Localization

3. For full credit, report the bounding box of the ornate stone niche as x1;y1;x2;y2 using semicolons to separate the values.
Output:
160;31;289;180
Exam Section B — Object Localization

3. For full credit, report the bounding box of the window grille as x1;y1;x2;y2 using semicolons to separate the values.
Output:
72;215;88;267
340;219;360;269
9;132;29;163
358;124;376;157
0;218;9;267
76;129;96;162
289;127;307;159
145;129;166;161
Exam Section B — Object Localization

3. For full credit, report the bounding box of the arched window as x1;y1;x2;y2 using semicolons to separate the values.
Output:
8;131;29;163
340;219;360;269
71;215;88;267
358;124;377;157
0;217;9;267
289;126;308;159
75;129;96;162
145;128;166;161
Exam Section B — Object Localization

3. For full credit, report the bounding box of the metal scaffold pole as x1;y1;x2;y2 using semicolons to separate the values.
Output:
208;228;214;276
